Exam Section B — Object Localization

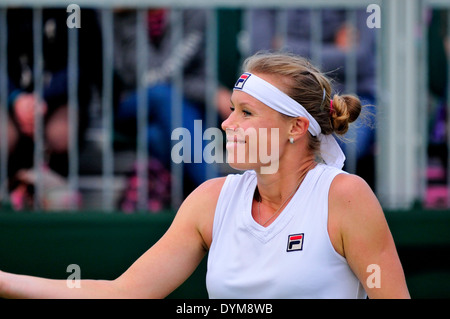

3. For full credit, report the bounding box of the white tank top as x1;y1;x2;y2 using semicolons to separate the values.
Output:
206;164;367;299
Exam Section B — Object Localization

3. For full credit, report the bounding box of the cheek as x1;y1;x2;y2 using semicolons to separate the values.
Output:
225;117;286;162
256;127;283;155
255;117;285;144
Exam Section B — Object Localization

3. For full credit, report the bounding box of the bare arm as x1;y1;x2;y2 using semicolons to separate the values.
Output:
329;174;410;299
0;273;116;299
0;177;225;299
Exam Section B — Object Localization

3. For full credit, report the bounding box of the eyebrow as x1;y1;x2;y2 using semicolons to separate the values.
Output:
230;99;255;110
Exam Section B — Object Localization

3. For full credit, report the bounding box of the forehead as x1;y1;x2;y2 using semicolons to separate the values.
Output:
230;90;269;109
230;90;289;125
231;90;278;117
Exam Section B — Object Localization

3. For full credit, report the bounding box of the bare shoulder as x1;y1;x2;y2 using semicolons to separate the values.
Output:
176;176;227;250
195;176;227;196
328;173;385;256
183;176;227;209
329;173;384;215
330;173;376;203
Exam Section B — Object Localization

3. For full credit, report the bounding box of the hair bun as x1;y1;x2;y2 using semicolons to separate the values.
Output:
330;94;362;135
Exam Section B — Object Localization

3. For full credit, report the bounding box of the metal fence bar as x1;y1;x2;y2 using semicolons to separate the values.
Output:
376;0;422;209
309;9;322;68
343;9;358;175
170;9;184;209
376;1;401;208
67;23;79;210
136;9;149;212
403;1;420;207
32;7;45;210
0;9;8;205
205;8;219;180
374;0;383;197
242;9;252;61
275;9;288;50
417;0;429;205
101;9;114;211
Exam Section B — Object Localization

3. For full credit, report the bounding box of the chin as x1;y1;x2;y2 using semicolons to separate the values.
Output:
227;161;255;172
225;151;253;171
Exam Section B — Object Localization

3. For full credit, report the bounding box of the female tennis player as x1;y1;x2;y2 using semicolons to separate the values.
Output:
0;52;410;299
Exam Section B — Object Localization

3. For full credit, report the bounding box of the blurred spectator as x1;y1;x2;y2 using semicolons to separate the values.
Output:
113;9;228;199
5;8;102;209
0;113;18;155
248;9;377;187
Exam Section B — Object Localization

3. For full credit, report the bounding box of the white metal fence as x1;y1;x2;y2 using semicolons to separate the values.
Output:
0;0;449;211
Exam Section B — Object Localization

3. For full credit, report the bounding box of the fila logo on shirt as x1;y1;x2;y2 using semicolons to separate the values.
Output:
234;72;251;90
287;233;304;252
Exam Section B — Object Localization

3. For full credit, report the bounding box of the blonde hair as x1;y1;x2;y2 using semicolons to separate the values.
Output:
242;51;362;153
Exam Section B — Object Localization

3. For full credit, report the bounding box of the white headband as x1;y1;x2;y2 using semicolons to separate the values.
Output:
233;72;345;169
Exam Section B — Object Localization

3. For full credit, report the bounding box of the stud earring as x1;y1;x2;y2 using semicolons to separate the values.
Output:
289;137;294;144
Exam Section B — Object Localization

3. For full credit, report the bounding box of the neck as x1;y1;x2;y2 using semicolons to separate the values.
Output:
255;155;317;210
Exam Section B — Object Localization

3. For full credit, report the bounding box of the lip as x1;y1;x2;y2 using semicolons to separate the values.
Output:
226;135;246;150
226;135;246;144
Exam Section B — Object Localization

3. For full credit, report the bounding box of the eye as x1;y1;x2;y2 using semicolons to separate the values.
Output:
242;110;252;116
230;106;235;112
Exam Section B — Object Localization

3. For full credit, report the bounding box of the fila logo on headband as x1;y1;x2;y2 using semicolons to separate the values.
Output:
287;233;304;252
234;72;251;90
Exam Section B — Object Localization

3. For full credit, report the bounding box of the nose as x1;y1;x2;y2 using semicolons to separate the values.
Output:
221;112;236;132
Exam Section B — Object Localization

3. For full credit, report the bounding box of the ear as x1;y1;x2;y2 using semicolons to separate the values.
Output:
288;117;310;142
